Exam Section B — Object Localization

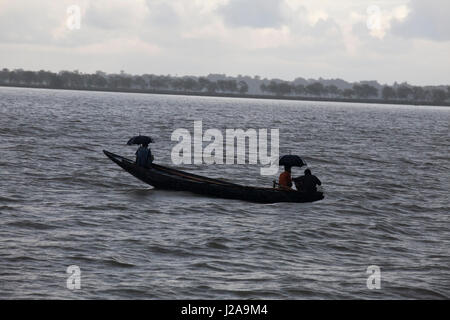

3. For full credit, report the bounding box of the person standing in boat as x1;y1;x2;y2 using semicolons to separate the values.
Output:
278;166;293;190
293;169;321;193
135;143;154;168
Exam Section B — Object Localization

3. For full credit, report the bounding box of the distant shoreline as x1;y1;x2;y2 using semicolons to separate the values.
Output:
1;83;449;107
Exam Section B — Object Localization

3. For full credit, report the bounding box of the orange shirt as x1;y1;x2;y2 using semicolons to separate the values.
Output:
279;171;292;189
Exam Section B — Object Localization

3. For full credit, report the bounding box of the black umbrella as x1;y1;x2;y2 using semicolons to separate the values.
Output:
127;135;154;146
279;155;306;168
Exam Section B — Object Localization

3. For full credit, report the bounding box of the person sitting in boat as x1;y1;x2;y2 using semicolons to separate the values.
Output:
293;169;321;193
135;143;154;168
278;166;293;190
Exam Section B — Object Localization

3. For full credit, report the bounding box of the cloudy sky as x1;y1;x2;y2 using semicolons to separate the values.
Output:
1;0;449;85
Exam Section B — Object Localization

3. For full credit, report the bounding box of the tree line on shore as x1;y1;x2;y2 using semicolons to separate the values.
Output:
1;68;449;104
0;69;249;95
261;81;449;103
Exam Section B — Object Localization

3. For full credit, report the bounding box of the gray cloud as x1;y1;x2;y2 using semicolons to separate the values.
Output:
84;1;148;30
1;0;450;85
219;0;284;28
393;0;450;41
146;2;179;27
0;2;61;44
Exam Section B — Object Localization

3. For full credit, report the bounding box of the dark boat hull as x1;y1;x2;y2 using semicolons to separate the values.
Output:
103;150;324;204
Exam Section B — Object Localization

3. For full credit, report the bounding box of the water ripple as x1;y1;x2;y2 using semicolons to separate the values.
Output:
0;87;449;299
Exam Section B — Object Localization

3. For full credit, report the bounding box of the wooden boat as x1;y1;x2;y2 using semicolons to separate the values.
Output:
103;150;324;204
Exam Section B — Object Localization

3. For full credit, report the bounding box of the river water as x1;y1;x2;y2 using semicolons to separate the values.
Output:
0;86;449;299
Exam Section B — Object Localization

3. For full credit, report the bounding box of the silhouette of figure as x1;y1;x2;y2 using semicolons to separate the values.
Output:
293;169;321;193
278;166;293;190
135;143;153;168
